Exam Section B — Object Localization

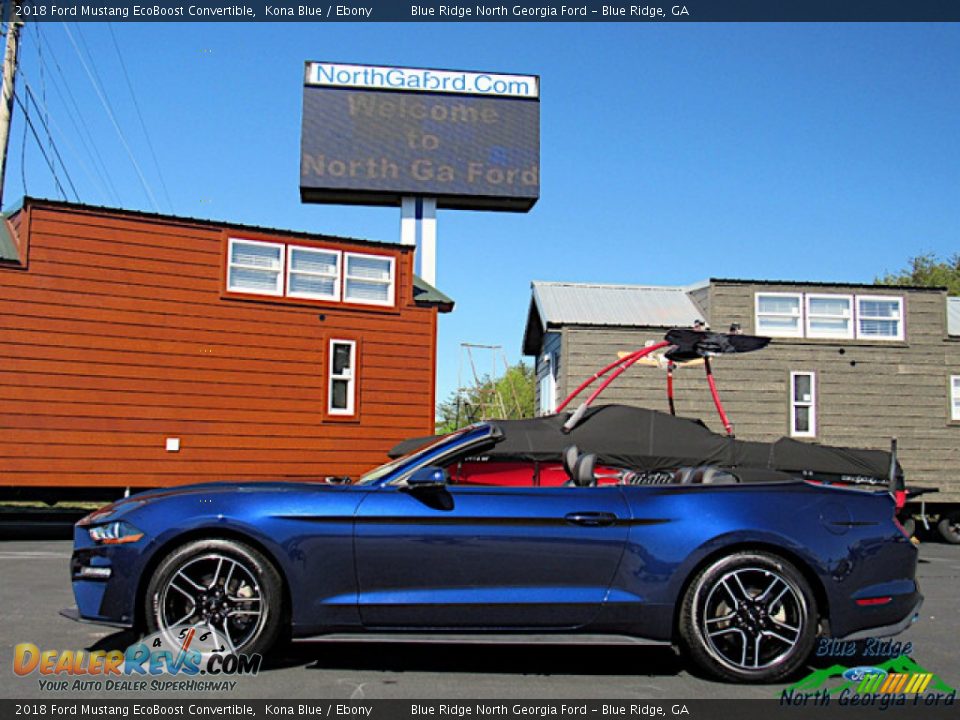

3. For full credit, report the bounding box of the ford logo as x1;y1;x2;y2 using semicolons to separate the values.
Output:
843;666;887;682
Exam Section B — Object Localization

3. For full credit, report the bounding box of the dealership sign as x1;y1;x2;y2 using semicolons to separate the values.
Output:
306;62;539;99
300;61;540;211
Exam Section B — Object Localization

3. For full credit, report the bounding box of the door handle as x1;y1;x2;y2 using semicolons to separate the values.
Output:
565;512;617;527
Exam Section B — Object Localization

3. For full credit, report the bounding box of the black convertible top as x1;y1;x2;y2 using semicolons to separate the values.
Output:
389;404;899;482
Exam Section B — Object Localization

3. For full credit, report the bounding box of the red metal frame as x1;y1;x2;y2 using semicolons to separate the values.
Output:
557;340;737;437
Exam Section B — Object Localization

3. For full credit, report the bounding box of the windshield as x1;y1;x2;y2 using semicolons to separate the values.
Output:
355;425;499;485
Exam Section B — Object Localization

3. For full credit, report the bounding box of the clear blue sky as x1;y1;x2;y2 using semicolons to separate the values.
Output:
7;22;959;403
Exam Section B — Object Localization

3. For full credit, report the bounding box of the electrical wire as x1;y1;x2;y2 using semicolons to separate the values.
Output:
34;23;52;162
36;26;120;205
107;23;174;214
19;92;28;197
62;22;160;211
16;72;81;201
13;90;70;200
18;66;105;203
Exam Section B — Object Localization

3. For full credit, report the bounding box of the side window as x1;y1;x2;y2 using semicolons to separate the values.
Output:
328;340;357;416
538;353;556;416
805;294;853;339
344;253;395;306
227;239;283;296
755;293;803;337
951;375;960;422
857;296;904;341
790;371;816;438
287;247;340;301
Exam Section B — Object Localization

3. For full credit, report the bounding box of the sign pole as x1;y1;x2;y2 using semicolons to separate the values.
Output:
420;197;437;287
400;196;438;287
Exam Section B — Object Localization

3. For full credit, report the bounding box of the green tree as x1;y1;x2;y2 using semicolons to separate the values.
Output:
436;362;536;434
876;252;960;296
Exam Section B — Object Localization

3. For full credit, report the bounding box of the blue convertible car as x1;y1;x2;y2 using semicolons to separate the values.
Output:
66;403;921;684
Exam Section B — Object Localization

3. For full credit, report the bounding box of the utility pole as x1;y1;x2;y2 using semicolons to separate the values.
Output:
0;7;24;210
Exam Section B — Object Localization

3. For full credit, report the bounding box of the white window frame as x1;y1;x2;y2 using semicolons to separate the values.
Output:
227;238;284;297
343;252;395;307
755;292;804;338
856;295;905;341
328;339;356;416
538;353;556;416
805;293;854;340
951;375;960;422
286;246;341;301
790;371;817;438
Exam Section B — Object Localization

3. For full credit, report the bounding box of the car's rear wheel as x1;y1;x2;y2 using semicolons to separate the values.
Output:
679;551;817;683
144;538;284;656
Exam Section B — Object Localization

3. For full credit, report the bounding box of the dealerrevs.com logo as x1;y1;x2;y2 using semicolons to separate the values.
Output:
13;625;261;693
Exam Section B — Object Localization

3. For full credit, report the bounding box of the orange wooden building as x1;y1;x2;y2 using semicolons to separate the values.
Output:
0;198;453;499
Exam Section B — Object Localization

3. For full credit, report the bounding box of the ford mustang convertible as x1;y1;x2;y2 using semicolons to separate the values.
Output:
65;404;921;683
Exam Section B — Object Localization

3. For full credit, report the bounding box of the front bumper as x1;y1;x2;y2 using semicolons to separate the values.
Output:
70;525;143;628
60;606;133;629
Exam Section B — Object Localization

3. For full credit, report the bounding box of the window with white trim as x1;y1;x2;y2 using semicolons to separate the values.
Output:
287;246;340;301
756;293;803;337
806;294;853;339
857;296;904;341
344;253;395;306
328;340;356;416
790;371;816;438
951;376;960;422
227;239;284;296
538;354;556;416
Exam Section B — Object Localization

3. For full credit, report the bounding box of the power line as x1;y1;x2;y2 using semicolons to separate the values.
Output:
33;23;52;164
35;25;121;205
12;89;72;201
107;23;174;214
62;22;160;212
18;65;104;203
16;71;81;201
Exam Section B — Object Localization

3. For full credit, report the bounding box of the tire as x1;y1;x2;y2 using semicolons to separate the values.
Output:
679;551;818;683
937;512;960;545
144;538;284;657
901;517;916;539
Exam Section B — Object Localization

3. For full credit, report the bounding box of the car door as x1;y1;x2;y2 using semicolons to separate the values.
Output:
353;483;631;629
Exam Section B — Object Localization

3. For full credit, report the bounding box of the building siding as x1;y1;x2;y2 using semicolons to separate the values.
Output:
0;203;439;490
546;281;959;502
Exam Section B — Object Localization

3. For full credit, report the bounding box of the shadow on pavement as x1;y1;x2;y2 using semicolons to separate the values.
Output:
271;641;687;678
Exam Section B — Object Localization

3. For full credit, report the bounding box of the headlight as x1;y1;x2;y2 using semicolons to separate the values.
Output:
88;521;144;545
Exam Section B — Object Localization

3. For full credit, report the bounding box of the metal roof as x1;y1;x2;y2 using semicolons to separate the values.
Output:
413;275;455;311
0;220;17;263
949;297;960;337
531;281;705;329
12;196;406;251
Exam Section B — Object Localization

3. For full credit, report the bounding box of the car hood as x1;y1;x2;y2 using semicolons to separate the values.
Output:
78;479;351;525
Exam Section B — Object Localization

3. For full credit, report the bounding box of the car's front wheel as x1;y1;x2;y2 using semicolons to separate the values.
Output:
679;551;817;683
144;538;284;657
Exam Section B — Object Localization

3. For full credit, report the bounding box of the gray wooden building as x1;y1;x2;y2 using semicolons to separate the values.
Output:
523;279;960;505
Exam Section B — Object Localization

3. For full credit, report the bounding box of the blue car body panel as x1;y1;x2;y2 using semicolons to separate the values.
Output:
69;425;920;643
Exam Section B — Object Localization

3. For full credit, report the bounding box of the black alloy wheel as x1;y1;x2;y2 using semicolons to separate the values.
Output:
144;538;284;656
679;551;817;683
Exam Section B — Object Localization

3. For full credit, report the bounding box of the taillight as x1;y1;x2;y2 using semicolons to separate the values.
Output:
856;597;893;607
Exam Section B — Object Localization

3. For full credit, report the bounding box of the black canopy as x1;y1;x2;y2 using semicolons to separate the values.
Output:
389;404;899;481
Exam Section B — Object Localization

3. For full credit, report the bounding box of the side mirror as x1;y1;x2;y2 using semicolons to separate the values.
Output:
406;466;448;489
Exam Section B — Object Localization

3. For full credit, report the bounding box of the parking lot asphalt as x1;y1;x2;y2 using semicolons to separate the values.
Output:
0;537;957;701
